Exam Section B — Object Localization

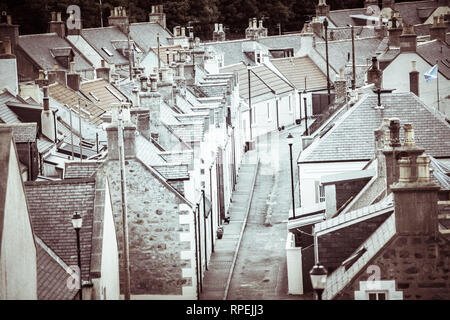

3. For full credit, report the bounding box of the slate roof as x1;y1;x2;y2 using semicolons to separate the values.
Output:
129;22;172;53
80;79;128;112
25;179;96;282
416;39;450;79
196;84;228;98
136;134;166;166
159;150;194;164
175;94;195;113
271;56;328;91
0;90;22;124
48;83;106;126
323;213;396;300
153;164;189;180
320;26;377;41
0;123;37;143
81;27;132;66
18;33;93;73
220;62;293;100
36;236;78;300
328;8;367;28
169;122;205;143
315;194;394;235
395;0;437;26
64;161;101;179
314;37;387;74
300;92;450;163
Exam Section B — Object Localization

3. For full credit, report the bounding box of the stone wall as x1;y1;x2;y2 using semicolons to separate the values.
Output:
98;159;194;296
337;235;450;300
318;212;391;272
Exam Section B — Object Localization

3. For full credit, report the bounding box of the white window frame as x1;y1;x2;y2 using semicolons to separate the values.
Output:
318;184;325;203
354;280;403;300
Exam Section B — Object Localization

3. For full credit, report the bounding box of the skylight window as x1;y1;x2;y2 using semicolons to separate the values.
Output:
105;86;124;102
89;92;100;102
102;47;113;57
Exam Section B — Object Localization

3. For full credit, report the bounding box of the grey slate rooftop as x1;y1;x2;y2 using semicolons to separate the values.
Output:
18;33;93;74
416;39;450;79
0;89;22;124
0;123;37;143
300;92;450;163
25;179;96;282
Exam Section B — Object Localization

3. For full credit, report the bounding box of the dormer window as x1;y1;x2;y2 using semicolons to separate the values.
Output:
256;53;261;64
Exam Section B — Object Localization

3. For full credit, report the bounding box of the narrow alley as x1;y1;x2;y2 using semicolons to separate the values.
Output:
201;124;312;300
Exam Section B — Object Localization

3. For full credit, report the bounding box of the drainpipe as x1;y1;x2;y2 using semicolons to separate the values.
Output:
28;142;32;181
196;203;202;292
193;203;200;299
276;98;280;130
202;189;208;270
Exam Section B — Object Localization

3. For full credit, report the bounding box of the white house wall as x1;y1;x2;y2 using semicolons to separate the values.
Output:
0;140;37;300
298;160;368;208
382;52;450;117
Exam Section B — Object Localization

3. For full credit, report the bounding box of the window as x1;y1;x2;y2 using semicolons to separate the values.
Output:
319;184;325;203
368;292;387;300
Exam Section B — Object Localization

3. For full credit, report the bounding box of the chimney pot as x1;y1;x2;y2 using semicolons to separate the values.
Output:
398;157;412;183
51;12;57;22
416;155;431;183
57;12;62;22
389;118;401;147
140;76;148;91
403;123;415;147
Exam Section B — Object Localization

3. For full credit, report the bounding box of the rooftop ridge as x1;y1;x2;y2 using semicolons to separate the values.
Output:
35;236;70;272
24;178;95;186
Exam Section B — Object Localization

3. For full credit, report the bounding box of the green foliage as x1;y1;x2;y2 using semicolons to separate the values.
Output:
2;0;369;39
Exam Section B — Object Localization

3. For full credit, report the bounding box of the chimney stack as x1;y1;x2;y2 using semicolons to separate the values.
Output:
383;121;426;194
122;114;137;159
367;56;382;88
130;108;151;140
316;0;330;17
409;60;419;97
96;60;111;82
213;23;226;41
49;11;65;38
430;15;446;42
388;16;402;48
106;107;119;160
140;74;161;142
391;152;440;236
149;4;166;29
399;24;417;53
41;86;56;142
108;7;129;33
67;61;80;91
0;39;18;95
0;12;19;56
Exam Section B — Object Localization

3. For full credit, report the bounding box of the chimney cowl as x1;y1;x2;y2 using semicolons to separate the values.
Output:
388;118;401;147
403;123;415;147
398;156;412;183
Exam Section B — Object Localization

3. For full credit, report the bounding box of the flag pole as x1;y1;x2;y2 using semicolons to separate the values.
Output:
436;60;440;113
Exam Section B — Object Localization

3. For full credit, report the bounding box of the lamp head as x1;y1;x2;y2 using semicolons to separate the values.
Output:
310;263;328;290
287;132;294;146
72;211;82;230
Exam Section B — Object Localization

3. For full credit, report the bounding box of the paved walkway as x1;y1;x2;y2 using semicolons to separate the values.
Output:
201;123;314;300
200;151;259;300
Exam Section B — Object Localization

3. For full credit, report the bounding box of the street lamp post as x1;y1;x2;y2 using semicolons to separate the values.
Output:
287;133;296;219
310;263;328;300
323;19;331;106
72;211;83;300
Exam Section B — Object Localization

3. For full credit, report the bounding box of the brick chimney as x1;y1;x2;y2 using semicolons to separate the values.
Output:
49;12;65;38
122;107;136;159
367;56;382;88
130;108;151;140
334;68;347;104
139;75;161;142
149;5;166;29
388;16;402;48
106;106;119;160
96;60;111;82
409;60;419;97
382;0;395;9
213;23;226;42
67;61;80;91
47;64;67;86
310;17;324;38
41;86;56;142
108;7;129;33
383;120;426;194
399;24;417;53
430;15;446;42
0;12;19;55
316;0;330;17
391;153;440;236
